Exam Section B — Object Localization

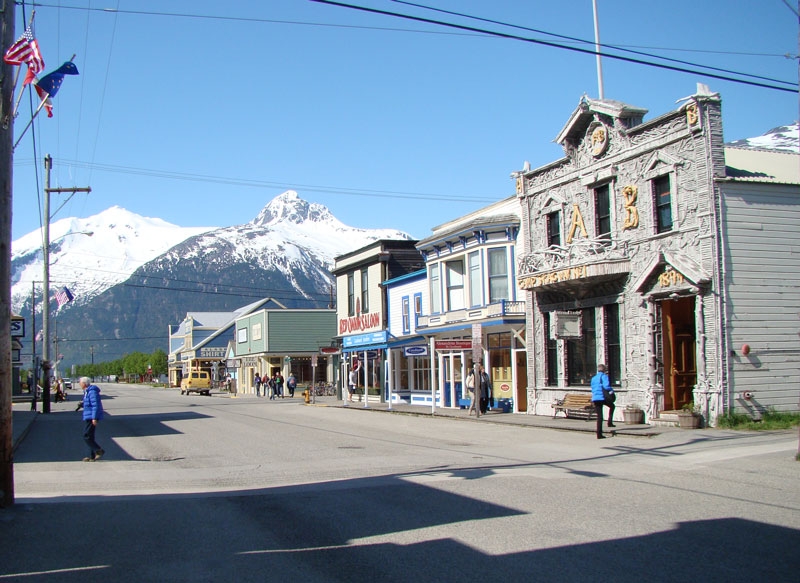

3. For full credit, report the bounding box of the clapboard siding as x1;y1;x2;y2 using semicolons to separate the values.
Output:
723;183;800;412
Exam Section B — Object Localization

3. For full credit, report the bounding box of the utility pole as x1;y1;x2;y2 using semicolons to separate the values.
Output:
40;155;90;414
1;0;17;507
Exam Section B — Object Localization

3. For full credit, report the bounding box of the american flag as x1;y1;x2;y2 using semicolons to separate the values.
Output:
3;26;45;77
55;286;74;307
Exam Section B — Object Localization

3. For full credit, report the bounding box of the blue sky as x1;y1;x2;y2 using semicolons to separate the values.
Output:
10;0;799;241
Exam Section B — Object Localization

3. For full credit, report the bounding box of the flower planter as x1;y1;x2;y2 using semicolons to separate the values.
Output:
677;412;702;429
623;408;644;425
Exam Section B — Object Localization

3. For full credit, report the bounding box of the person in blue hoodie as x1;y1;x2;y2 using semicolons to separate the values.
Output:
590;363;615;439
79;377;105;461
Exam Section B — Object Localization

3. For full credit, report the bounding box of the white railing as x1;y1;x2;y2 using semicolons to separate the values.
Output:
417;300;525;329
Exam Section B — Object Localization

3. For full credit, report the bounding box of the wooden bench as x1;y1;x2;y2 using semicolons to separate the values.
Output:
552;393;596;419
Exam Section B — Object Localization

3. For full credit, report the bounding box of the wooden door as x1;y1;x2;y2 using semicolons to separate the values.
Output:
661;297;697;410
515;350;528;412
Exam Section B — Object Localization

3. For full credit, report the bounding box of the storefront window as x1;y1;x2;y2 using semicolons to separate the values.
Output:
430;264;441;314
595;184;611;242
446;259;465;311
547;211;561;248
545;314;558;386
653;175;673;233
468;251;482;307
488;248;509;302
361;269;369;312
567;308;596;386
412;356;430;391
347;273;355;316
605;303;621;386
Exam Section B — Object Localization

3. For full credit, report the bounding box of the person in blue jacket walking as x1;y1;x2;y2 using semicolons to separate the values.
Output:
590;363;615;439
79;377;105;461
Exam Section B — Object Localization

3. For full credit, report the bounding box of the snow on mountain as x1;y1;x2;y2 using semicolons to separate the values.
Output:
152;190;412;301
726;122;799;153
11;206;215;312
247;190;409;267
11;192;411;314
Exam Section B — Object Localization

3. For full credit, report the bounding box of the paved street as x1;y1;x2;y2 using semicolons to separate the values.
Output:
2;383;799;582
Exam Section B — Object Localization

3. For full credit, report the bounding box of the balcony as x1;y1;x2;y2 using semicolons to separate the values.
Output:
517;238;631;292
417;300;526;330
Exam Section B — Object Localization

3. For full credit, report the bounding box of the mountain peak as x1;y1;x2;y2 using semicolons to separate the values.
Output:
251;190;334;227
726;122;799;153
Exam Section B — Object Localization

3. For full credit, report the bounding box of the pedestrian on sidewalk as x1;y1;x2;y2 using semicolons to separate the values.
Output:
287;373;297;398
254;373;262;397
466;368;477;415
348;363;359;402
478;364;491;414
591;363;616;439
79;377;105;461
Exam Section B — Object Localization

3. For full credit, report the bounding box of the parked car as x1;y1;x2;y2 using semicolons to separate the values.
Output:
180;371;211;396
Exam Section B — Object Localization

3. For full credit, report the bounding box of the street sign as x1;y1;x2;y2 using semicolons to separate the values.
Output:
11;317;24;338
472;323;483;363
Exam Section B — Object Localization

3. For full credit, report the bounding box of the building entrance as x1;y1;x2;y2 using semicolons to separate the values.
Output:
657;296;697;410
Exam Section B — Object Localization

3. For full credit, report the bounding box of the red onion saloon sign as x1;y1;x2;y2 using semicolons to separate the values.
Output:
339;310;381;334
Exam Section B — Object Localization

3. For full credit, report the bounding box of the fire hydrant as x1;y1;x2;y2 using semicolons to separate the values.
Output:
303;389;310;404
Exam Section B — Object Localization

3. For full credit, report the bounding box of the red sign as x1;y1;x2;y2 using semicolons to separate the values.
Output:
435;340;472;350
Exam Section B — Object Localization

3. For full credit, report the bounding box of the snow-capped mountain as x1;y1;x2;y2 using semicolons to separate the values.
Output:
11;191;411;366
11;192;410;314
11;206;214;313
726;122;799;153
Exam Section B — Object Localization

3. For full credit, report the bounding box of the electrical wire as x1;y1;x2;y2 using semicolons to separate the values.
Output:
390;0;796;87
310;0;798;93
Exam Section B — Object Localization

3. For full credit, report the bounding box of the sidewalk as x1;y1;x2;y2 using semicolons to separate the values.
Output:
11;402;39;453
312;397;665;437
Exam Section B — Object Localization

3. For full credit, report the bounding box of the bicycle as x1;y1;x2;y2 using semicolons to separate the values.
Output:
313;382;336;397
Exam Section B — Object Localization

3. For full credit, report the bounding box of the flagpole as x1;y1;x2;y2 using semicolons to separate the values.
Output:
10;11;36;118
12;92;48;150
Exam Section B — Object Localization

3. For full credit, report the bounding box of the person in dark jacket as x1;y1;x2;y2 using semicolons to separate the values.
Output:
590;363;615;439
79;377;105;461
478;364;491;414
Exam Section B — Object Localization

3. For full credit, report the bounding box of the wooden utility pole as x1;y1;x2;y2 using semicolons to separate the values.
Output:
0;0;17;507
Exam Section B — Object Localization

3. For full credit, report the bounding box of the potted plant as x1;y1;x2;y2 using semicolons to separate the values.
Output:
677;401;702;429
623;404;645;425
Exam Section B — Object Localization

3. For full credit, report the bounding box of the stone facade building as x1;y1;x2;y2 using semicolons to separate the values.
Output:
514;86;800;425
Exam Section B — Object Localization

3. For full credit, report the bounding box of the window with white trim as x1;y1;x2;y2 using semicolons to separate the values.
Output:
488;248;509;302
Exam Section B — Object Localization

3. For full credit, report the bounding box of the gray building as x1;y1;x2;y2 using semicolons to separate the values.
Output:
514;86;800;425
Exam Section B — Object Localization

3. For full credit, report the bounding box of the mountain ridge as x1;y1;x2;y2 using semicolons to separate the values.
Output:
11;191;411;366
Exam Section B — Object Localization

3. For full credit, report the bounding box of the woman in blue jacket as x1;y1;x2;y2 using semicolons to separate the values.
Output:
80;377;105;461
590;364;615;439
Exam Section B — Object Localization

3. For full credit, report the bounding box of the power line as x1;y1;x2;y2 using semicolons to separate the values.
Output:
390;0;796;88
13;157;500;203
311;0;798;93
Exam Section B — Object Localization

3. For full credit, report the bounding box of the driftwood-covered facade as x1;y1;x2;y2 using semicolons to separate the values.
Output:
515;87;800;425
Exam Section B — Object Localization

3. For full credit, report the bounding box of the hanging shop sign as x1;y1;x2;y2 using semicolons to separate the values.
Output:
200;347;227;358
435;340;472;350
404;345;428;357
339;310;382;334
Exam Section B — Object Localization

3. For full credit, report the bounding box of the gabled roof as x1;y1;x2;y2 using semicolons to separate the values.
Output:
555;96;648;146
170;297;285;356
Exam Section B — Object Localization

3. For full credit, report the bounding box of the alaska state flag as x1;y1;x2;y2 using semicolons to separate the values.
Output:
35;61;79;98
